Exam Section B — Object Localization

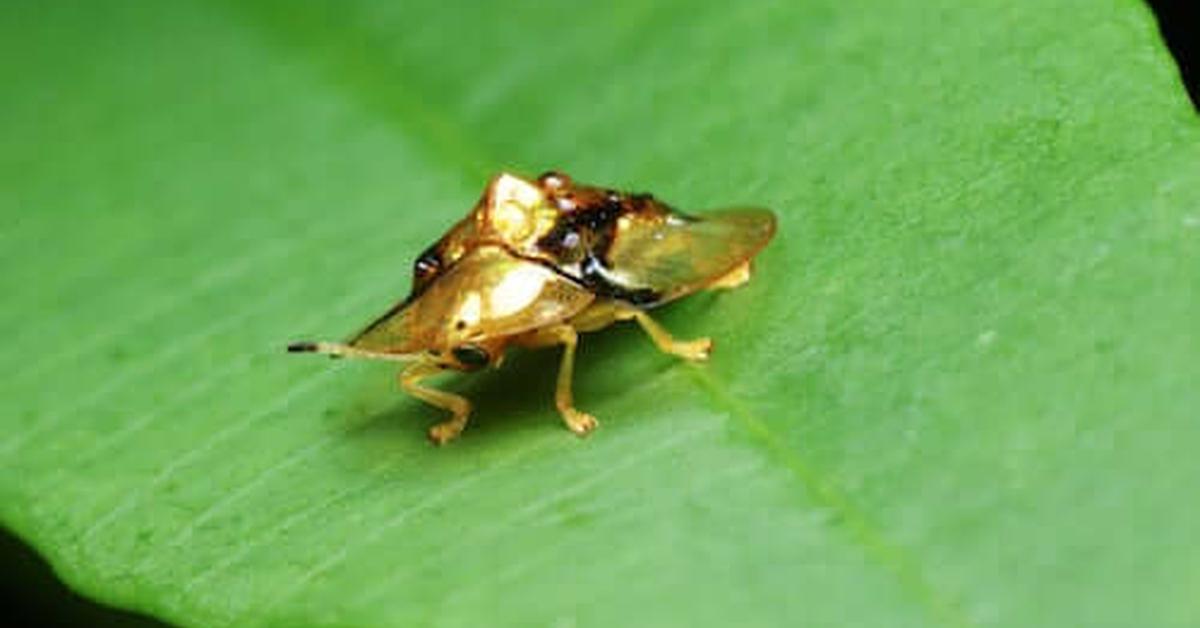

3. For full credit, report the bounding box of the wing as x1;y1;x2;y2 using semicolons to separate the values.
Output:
600;207;777;305
350;246;595;353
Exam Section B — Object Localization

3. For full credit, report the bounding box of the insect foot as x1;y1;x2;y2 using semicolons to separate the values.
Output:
562;410;599;437
428;418;468;446
678;337;714;362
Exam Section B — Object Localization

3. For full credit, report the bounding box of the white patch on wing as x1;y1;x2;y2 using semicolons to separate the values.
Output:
489;264;550;318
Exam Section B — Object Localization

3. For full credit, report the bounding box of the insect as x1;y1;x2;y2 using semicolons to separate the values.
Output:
288;171;776;444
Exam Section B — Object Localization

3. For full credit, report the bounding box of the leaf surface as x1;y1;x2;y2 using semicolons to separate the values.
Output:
2;1;1198;626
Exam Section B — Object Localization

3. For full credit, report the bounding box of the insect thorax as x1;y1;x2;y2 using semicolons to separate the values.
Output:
411;172;669;307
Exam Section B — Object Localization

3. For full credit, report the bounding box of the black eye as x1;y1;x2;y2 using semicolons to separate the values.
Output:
452;344;490;370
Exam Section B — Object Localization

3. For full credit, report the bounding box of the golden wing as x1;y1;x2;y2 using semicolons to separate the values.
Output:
350;245;595;353
599;207;777;306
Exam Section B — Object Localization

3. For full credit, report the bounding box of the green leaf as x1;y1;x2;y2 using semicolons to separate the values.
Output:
3;1;1198;626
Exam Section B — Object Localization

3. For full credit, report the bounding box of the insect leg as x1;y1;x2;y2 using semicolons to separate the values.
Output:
399;360;473;445
618;306;712;361
517;325;597;437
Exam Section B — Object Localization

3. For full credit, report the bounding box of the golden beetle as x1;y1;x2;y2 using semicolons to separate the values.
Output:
288;172;776;444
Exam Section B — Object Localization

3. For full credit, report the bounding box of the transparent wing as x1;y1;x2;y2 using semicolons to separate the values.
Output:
603;207;776;304
350;246;595;353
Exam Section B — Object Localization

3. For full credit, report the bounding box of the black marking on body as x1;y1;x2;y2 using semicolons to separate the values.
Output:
411;244;444;294
535;191;665;307
536;194;623;260
578;255;661;306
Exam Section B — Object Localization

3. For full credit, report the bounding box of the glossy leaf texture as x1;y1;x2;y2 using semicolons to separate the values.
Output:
2;2;1198;626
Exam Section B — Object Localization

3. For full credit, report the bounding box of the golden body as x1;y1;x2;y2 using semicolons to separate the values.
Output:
289;172;775;444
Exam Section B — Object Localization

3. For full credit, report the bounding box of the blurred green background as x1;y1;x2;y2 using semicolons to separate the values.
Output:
2;1;1198;626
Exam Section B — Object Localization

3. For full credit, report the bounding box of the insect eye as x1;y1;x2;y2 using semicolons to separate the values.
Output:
451;344;490;370
538;171;571;190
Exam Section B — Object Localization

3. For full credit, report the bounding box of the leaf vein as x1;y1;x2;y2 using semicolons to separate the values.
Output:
686;365;975;628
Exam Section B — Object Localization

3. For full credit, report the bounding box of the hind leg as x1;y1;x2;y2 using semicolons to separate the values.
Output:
569;301;712;362
624;308;712;361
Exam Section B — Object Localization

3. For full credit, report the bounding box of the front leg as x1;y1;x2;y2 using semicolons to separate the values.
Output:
515;324;597;437
399;360;473;445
